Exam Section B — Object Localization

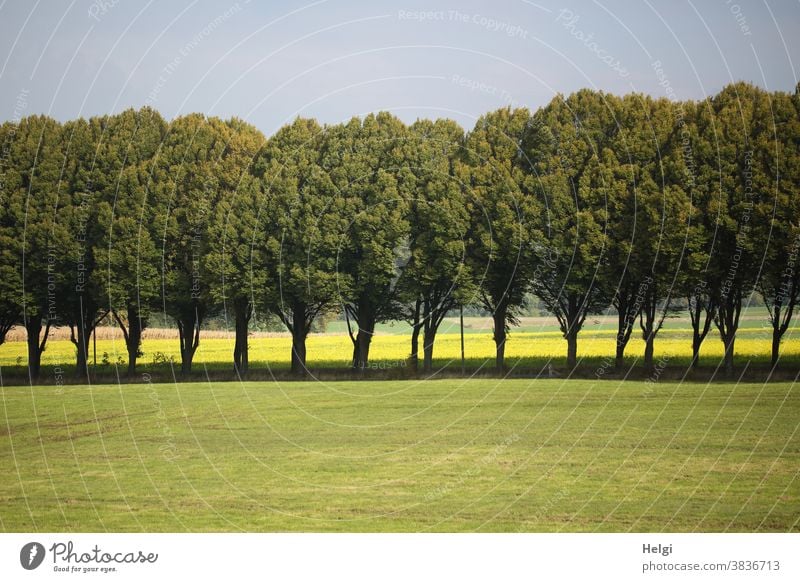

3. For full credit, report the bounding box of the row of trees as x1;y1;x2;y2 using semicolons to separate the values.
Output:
0;82;798;380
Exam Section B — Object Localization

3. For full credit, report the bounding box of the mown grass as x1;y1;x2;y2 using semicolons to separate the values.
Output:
1;379;797;532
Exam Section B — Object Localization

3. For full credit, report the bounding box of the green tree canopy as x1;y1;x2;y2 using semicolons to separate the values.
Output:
526;90;613;368
464;107;538;372
94;107;168;376
323;112;412;369
153;113;233;375
708;82;773;375
204;118;267;375
2;115;69;379
256;118;349;375
399;117;476;372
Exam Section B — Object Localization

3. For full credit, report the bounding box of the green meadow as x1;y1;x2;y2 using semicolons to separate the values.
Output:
1;378;797;532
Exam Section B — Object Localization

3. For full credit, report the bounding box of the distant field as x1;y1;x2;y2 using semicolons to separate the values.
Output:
1;379;797;532
1;313;798;375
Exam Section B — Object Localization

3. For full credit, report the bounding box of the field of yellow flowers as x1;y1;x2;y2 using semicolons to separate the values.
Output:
1;315;798;371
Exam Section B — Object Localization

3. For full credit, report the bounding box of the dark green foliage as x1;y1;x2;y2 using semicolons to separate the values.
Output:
255;118;349;375
400;118;476;372
152;114;234;375
707;84;774;376
464;107;538;372
94;107;169;376
0;115;69;379
204;118;267;375
525;91;614;368
0;122;23;345
755;87;800;367
324;113;412;370
0;80;798;380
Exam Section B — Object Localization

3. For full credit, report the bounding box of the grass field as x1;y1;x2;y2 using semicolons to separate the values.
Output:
1;378;798;532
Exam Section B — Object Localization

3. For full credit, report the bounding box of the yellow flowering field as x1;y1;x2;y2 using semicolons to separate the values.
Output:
1;327;797;369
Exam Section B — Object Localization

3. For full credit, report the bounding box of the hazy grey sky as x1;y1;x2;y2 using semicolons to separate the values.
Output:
1;0;798;135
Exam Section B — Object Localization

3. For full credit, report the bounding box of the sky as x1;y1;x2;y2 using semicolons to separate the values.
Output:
0;0;798;136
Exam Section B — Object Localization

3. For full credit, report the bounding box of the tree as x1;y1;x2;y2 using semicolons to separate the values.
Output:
606;95;697;369
526;91;612;369
637;97;703;369
0;236;19;345
637;183;696;369
588;92;642;369
95;107;168;376
323;113;410;370
0;122;23;345
256;118;348;375
204;118;267;375
2;116;69;380
400;118;476;372
59;116;118;379
754;87;800;367
153;114;232;375
708;83;771;376
680;99;719;368
464;108;537;372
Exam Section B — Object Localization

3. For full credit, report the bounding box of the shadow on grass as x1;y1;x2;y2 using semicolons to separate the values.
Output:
1;354;799;386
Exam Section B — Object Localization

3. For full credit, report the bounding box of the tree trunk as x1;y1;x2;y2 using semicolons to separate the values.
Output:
766;291;797;369
290;308;308;376
409;325;421;373
25;317;46;381
179;334;194;375
355;329;372;371
180;352;192;375
350;340;359;369
233;300;250;376
409;299;421;373
352;308;376;370
74;324;92;380
71;301;104;381
177;310;201;376
493;302;508;373
688;294;714;369
641;311;655;370
716;290;741;379
614;297;631;369
562;294;582;370
644;334;655;369
723;333;735;377
422;327;436;373
126;307;144;377
691;332;702;369
614;340;626;369
639;288;662;371
566;330;578;369
290;331;307;375
771;327;781;368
